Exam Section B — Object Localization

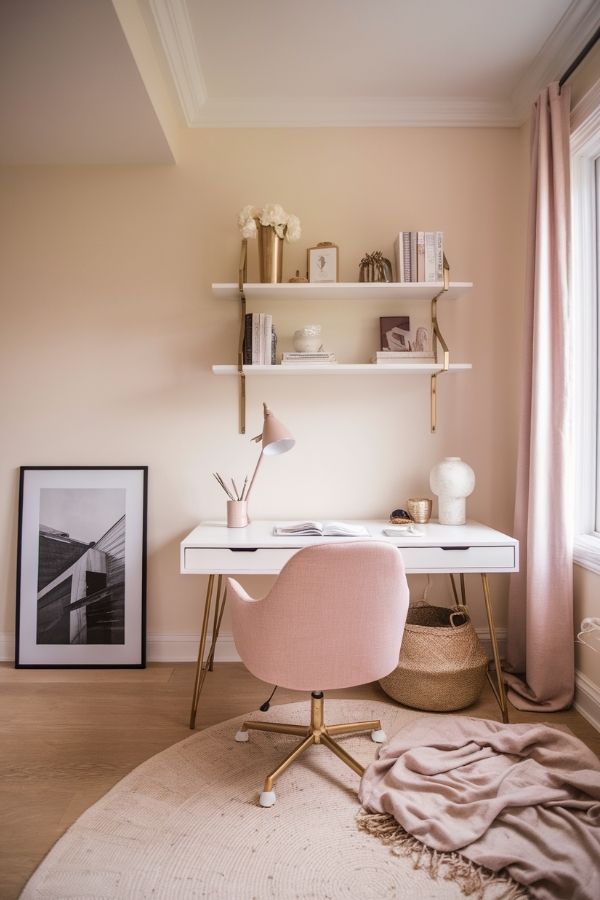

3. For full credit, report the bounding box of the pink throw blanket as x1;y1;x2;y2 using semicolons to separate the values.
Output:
358;716;600;899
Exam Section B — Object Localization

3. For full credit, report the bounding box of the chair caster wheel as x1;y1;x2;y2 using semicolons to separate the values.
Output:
235;730;249;742
371;729;387;743
259;790;276;808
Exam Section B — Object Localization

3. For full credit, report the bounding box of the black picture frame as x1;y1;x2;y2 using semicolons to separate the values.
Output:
15;466;147;668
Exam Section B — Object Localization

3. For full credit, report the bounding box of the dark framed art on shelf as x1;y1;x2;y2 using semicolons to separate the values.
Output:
15;466;147;668
379;316;434;358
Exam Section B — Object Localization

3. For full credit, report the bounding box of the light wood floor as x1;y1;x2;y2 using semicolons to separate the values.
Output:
1;662;598;900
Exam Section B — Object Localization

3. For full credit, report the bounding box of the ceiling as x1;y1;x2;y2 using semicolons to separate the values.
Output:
1;0;599;164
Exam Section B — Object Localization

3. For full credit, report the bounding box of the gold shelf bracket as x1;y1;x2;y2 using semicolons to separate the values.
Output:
237;240;248;434
430;254;451;433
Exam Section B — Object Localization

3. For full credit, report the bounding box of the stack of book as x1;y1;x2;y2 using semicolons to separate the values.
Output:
281;352;337;366
243;313;276;365
372;351;434;364
393;232;444;283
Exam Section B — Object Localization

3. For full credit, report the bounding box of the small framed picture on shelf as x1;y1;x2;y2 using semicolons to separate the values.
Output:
307;242;339;283
379;317;434;360
15;466;147;668
380;316;411;351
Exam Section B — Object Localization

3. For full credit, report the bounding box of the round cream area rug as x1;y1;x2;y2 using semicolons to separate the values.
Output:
21;700;465;899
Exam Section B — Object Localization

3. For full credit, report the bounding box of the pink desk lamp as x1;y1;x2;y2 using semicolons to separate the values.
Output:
245;402;295;515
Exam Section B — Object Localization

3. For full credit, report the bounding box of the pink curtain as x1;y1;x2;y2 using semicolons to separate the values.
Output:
506;83;573;711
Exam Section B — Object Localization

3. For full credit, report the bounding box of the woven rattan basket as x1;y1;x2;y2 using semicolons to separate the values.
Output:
379;603;488;711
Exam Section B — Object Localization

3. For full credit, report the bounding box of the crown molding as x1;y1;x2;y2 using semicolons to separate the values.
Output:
571;77;600;141
188;96;517;128
149;0;600;129
149;0;207;124
147;1;516;128
511;0;600;123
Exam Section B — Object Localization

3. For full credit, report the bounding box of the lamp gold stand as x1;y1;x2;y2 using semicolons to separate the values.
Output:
430;253;451;433
235;691;385;807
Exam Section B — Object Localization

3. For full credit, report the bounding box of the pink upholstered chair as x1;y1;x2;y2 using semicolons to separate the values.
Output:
228;541;409;807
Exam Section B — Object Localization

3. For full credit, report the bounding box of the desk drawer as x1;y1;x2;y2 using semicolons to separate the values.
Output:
398;545;516;573
184;547;297;574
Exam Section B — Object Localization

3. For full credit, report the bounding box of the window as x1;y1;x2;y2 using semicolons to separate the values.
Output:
572;80;600;573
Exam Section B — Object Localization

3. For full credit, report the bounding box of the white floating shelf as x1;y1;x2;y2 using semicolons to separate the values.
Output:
212;282;473;302
212;363;472;376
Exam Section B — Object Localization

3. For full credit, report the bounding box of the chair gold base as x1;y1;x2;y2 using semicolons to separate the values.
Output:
238;691;382;793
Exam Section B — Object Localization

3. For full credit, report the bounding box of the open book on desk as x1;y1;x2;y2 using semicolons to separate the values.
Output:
273;521;369;537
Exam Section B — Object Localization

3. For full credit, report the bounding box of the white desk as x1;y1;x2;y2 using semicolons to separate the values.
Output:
181;519;518;727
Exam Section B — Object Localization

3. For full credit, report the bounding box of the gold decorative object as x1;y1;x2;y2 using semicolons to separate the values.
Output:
407;497;432;523
289;270;308;283
359;250;393;282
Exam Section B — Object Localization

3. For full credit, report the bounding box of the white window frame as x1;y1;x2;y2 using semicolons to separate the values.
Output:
572;79;600;574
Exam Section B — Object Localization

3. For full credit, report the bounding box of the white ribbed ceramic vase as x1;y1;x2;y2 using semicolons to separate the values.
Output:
429;457;475;525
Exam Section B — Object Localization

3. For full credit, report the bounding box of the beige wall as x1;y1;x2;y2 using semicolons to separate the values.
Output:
0;125;527;652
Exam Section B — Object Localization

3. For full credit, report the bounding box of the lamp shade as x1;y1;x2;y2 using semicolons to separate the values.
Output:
244;404;295;507
260;405;295;456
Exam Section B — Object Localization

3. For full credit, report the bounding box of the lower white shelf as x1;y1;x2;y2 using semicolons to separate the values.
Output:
212;363;472;376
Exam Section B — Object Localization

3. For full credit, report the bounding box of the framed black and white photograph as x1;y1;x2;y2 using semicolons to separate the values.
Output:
16;467;147;668
307;242;339;283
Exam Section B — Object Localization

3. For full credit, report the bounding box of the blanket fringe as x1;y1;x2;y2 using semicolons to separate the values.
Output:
356;811;529;899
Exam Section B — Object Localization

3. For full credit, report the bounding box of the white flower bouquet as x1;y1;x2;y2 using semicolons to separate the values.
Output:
238;203;301;242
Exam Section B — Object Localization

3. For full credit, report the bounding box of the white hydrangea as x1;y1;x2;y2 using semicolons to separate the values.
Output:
285;213;301;242
238;205;258;239
237;203;301;242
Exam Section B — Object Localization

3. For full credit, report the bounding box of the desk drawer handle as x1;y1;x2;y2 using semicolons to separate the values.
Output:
441;546;471;551
229;548;258;553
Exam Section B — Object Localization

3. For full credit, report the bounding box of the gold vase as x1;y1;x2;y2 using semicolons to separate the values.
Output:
256;222;283;283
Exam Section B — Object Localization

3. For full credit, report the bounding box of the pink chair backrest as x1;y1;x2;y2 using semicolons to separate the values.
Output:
228;541;409;691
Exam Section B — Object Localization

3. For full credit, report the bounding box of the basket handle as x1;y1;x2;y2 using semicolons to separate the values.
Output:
449;607;470;628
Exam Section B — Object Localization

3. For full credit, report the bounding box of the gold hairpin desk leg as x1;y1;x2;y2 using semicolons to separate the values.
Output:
448;573;467;607
189;574;226;729
449;572;509;723
481;573;510;723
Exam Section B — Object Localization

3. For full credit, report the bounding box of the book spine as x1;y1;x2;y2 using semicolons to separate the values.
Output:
252;313;260;364
395;234;403;282
436;232;444;280
424;232;436;282
271;325;277;364
244;313;252;364
263;314;272;365
402;232;411;282
410;232;417;282
416;231;425;282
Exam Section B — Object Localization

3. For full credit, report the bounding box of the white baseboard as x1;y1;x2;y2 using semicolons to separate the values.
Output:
574;671;600;733
475;627;506;661
146;633;240;662
0;628;506;665
0;631;14;662
0;631;241;664
2;627;597;731
147;629;506;664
